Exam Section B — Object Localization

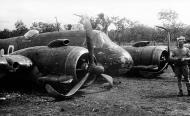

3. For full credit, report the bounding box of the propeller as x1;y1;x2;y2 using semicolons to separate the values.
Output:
80;15;113;86
45;15;113;98
155;26;171;58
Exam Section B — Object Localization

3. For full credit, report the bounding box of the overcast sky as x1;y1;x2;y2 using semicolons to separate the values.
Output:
1;0;190;30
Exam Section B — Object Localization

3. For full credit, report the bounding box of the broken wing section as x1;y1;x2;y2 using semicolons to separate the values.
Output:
0;55;33;77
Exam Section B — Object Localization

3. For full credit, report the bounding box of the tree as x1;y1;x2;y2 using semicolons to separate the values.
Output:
14;20;28;35
108;16;139;43
112;17;138;31
97;13;112;34
158;9;185;41
89;17;97;29
158;9;178;26
88;13;111;34
0;29;11;39
63;24;72;30
30;22;60;33
184;25;190;40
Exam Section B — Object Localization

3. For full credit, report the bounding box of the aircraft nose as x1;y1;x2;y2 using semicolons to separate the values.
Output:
118;55;133;74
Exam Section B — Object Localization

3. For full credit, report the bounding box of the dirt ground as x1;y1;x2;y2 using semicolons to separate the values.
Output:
1;66;190;116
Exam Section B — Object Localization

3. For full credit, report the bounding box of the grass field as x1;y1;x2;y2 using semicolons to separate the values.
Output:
1;41;190;116
1;66;190;115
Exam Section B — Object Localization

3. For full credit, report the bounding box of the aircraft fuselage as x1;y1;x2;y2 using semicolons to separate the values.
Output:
0;30;133;75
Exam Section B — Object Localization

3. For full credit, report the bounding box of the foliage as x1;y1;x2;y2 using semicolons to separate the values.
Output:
0;20;63;39
14;20;29;36
158;9;185;41
0;20;29;39
158;9;178;25
107;16;156;44
89;13;111;34
184;26;190;40
0;29;12;39
108;24;156;44
64;24;72;30
30;22;61;33
1;11;190;44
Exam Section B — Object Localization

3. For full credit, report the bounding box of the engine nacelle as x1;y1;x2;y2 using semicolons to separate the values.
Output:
123;45;169;73
1;46;95;94
12;46;93;81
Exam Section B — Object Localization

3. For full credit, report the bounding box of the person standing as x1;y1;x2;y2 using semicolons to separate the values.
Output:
170;36;190;96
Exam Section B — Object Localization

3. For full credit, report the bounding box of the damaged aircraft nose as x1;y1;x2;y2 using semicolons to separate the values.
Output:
119;55;133;73
91;30;133;75
106;54;133;75
94;47;133;75
113;51;133;74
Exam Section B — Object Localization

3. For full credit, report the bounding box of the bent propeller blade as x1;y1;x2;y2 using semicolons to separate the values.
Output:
45;73;90;98
65;73;90;96
101;74;113;87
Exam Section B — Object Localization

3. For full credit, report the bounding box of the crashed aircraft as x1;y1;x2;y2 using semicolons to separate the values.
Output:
0;30;133;75
0;15;113;98
0;15;170;77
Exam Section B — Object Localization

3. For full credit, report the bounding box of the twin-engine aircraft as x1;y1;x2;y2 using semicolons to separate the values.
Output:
0;15;170;78
0;31;169;77
0;15;114;98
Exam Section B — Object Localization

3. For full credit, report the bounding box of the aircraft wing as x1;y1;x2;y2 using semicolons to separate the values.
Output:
0;54;33;80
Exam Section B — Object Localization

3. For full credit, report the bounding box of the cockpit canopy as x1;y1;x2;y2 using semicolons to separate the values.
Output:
24;30;39;39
